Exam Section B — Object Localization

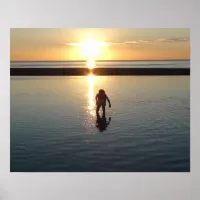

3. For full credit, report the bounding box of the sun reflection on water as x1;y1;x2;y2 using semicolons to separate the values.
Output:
87;74;96;117
87;59;95;69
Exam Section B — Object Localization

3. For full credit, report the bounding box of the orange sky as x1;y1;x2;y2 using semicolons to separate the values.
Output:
10;28;190;60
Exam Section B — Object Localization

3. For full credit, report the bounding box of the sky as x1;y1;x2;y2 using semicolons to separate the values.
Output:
10;28;190;61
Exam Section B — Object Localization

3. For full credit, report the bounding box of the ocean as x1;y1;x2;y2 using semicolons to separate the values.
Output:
10;60;190;68
10;60;190;172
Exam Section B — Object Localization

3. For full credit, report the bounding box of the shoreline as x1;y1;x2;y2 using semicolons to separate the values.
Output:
10;68;190;76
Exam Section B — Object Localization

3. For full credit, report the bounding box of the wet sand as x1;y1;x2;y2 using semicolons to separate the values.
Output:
11;68;190;76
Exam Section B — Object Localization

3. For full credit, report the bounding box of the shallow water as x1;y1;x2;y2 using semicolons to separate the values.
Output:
10;76;190;172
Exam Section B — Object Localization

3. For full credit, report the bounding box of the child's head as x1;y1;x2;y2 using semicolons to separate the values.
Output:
99;89;105;94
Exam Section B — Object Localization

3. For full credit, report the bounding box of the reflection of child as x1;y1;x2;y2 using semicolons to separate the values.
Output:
96;113;111;132
95;89;111;115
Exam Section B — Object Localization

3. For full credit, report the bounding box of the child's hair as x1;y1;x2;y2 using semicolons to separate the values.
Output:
99;89;105;94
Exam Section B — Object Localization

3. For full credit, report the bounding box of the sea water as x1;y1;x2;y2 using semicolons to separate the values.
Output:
10;60;190;69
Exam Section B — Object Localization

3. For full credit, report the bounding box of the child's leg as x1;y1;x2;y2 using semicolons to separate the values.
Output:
96;104;101;114
102;105;105;116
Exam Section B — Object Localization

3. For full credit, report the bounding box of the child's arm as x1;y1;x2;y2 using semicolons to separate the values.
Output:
106;95;111;107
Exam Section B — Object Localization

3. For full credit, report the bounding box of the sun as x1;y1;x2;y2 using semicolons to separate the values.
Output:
80;37;108;59
81;37;100;59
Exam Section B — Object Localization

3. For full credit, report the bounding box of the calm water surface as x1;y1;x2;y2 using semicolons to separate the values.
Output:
10;76;190;172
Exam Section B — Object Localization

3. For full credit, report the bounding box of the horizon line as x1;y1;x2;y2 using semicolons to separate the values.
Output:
10;59;190;62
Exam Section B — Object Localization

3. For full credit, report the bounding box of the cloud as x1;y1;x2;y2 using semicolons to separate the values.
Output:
124;37;189;44
65;42;80;46
64;37;189;47
156;37;189;42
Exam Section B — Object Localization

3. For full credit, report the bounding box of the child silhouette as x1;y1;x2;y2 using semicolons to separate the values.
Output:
95;89;111;116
